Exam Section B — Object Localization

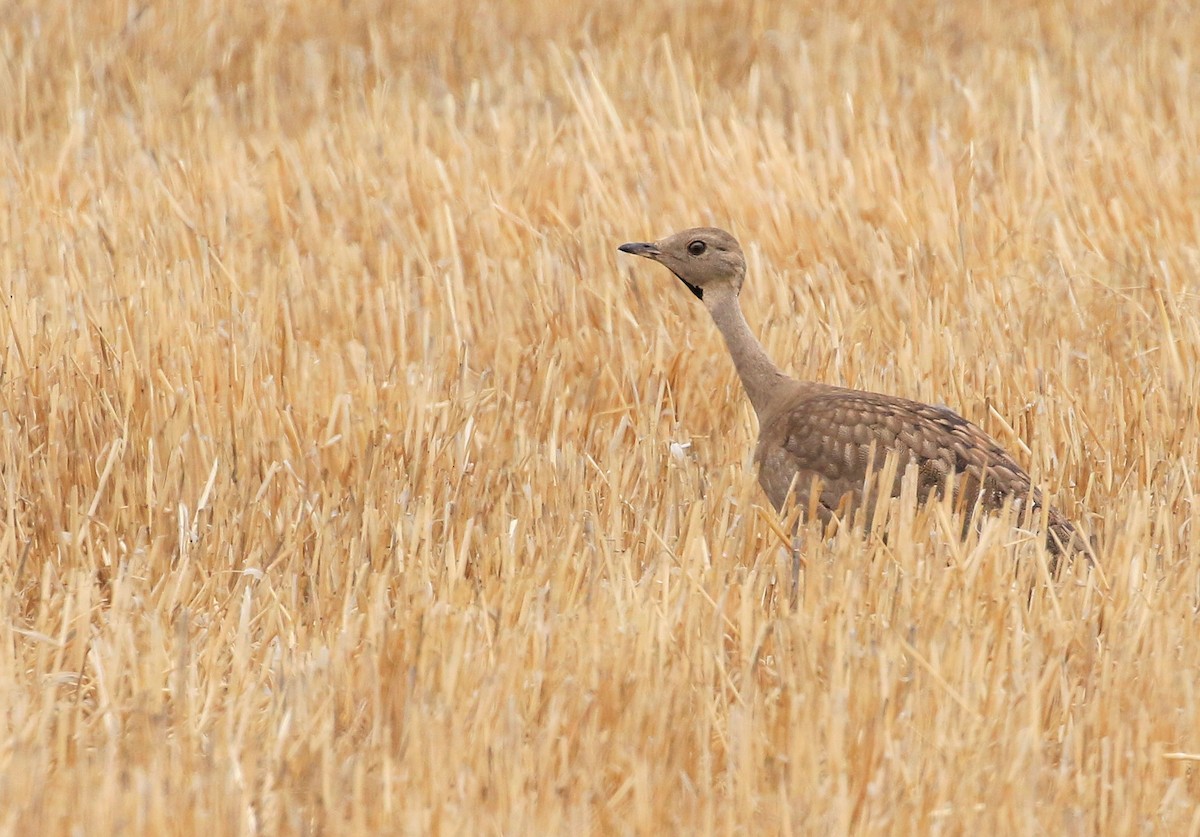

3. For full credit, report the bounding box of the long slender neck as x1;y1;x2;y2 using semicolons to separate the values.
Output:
705;287;786;418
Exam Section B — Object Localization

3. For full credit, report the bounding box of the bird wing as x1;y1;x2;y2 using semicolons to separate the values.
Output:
757;385;1044;524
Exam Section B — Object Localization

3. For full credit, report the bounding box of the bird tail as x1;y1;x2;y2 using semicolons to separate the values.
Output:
1046;509;1102;579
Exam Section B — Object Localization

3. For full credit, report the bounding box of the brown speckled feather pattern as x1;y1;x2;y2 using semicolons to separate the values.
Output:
756;382;1085;557
617;227;1093;570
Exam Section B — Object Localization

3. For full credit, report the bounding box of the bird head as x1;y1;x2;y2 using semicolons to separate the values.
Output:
618;227;746;302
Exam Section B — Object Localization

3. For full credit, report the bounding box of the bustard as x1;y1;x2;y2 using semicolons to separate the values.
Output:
618;227;1095;576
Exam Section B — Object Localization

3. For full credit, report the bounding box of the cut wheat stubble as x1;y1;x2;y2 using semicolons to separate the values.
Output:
618;227;1099;585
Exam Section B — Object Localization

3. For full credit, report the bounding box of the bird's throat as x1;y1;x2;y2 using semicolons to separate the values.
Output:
669;269;704;300
706;291;785;418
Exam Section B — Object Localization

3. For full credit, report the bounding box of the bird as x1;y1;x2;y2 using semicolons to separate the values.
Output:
617;226;1096;579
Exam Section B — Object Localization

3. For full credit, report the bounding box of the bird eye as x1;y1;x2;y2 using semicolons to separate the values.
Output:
687;240;707;256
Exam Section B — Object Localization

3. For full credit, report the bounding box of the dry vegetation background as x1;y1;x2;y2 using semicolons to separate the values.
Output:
1;0;1199;833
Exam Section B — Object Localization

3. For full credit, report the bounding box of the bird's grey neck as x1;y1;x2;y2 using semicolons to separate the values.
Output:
705;289;785;417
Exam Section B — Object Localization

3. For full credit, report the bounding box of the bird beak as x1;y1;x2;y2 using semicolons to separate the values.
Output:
618;240;703;301
618;241;661;259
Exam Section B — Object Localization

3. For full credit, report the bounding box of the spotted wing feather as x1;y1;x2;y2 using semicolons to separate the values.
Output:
756;385;1086;558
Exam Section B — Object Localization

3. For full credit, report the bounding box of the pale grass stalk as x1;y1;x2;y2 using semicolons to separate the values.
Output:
0;0;1198;833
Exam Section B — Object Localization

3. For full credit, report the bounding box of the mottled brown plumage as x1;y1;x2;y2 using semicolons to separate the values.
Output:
618;227;1093;568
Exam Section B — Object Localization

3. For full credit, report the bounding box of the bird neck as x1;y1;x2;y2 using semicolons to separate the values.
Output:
704;288;785;418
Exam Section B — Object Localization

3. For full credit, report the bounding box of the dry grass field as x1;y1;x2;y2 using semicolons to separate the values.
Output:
2;0;1199;833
